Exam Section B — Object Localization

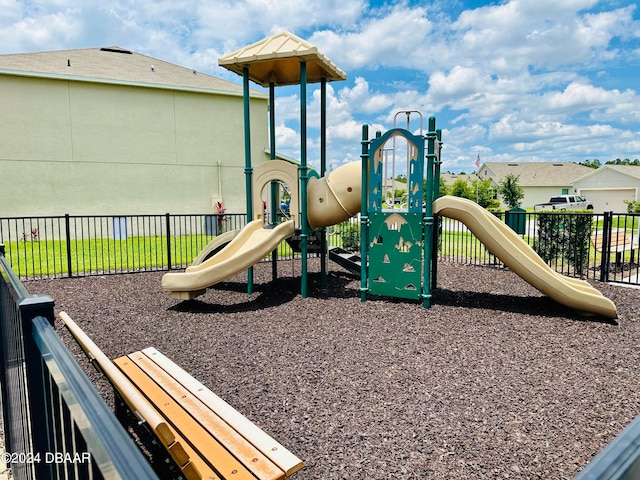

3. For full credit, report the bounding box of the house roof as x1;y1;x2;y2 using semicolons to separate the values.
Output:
479;162;593;186
441;173;478;184
0;46;265;96
571;164;640;184
218;31;347;87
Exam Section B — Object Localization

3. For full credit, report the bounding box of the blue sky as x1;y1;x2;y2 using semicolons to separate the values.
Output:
1;0;639;174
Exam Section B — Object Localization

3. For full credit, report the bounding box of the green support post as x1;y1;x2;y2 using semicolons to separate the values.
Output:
431;128;442;292
242;67;254;294
422;116;437;308
269;82;278;280
299;61;308;298
359;124;369;302
320;78;327;288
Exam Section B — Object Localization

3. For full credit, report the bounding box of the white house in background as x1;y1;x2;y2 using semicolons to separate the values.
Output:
441;173;477;186
477;162;594;209
572;165;640;213
0;46;269;216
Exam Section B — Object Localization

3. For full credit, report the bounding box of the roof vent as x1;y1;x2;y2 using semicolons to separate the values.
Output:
508;163;518;166
553;163;563;166
100;47;132;54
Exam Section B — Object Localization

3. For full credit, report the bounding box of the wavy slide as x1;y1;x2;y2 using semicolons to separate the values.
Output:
162;161;362;300
162;219;295;300
434;196;617;319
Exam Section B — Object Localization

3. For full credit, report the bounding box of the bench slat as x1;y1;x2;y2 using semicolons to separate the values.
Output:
592;229;635;252
60;312;200;477
142;347;304;477
60;313;175;445
127;351;285;480
114;356;254;480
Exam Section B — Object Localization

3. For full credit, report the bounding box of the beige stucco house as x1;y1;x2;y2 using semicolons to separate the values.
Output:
572;165;640;212
0;46;269;216
477;162;594;209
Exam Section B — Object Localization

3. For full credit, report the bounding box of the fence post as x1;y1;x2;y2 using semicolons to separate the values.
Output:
165;213;172;271
19;295;55;479
65;213;73;278
599;211;613;282
2;245;54;477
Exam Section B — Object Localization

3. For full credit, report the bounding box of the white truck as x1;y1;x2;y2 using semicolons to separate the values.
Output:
534;195;594;211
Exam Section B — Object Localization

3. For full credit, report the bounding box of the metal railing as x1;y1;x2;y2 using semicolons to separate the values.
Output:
0;244;158;479
1;213;247;279
1;210;638;287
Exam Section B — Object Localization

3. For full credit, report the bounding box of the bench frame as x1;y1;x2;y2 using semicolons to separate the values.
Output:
61;312;303;480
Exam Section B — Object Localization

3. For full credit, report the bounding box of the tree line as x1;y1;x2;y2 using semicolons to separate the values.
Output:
580;158;640;168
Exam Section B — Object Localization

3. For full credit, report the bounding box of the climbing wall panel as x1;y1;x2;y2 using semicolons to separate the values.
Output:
368;212;423;300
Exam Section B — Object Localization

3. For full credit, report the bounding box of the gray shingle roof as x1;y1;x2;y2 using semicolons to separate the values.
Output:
441;173;478;184
0;46;265;96
479;162;593;186
606;165;640;180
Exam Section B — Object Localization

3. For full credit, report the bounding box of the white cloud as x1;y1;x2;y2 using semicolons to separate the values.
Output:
446;1;636;73
0;0;638;171
310;3;433;70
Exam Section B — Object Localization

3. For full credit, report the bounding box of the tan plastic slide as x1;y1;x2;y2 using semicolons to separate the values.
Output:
162;219;295;300
433;195;618;319
162;161;362;300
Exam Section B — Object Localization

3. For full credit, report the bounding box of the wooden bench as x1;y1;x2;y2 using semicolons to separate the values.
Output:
591;228;638;266
60;312;304;480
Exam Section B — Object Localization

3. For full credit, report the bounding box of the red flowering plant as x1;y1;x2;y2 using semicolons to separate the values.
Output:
214;201;226;230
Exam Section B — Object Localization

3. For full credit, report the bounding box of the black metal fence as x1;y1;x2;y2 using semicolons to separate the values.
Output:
1;210;638;287
0;213;246;279
439;210;639;286
0;245;158;479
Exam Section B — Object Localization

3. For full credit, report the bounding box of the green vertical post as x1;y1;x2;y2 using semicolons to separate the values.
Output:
360;124;369;302
243;67;254;294
269;83;276;161
299;61;308;298
269;82;278;280
431;128;442;292
320;78;327;288
422;116;437;308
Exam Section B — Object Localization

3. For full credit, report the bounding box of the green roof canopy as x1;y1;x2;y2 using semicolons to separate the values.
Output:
218;31;346;87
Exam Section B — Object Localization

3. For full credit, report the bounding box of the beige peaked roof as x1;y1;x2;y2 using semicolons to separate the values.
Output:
441;173;477;184
480;161;593;186
572;164;640;183
0;46;262;96
218;31;347;87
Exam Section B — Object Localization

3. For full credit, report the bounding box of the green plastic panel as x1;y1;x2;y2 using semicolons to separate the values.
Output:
368;212;423;300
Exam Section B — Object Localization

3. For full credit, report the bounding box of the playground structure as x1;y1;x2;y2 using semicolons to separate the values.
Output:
358;111;440;307
161;31;617;319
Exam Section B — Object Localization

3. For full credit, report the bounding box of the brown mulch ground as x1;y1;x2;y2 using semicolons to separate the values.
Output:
27;259;640;479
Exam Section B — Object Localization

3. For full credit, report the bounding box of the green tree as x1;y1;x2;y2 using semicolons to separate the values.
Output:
471;178;498;208
450;178;474;200
606;158;640;166
498;174;525;209
423;177;449;199
580;159;601;169
439;177;449;197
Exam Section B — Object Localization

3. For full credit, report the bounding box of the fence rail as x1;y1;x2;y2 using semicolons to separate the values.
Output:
0;244;159;479
438;210;639;286
1;213;247;279
1;210;638;286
